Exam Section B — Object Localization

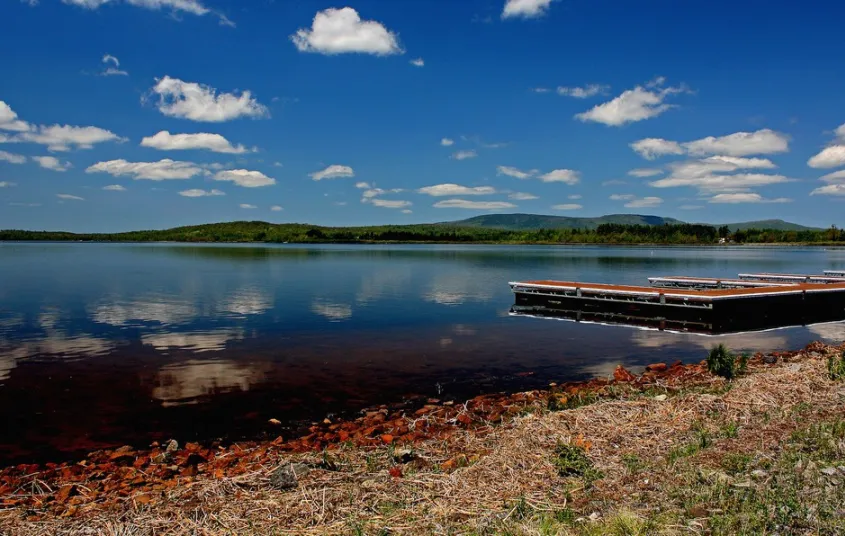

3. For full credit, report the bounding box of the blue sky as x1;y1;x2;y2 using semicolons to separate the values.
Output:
1;0;845;232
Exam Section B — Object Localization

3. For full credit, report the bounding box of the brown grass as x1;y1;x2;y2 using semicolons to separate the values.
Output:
2;344;844;535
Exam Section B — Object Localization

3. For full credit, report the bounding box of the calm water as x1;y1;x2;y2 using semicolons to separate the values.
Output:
2;243;845;464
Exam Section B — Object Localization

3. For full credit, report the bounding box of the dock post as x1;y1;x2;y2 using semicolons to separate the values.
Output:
659;293;666;304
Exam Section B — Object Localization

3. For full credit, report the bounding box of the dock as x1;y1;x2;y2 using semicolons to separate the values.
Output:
510;272;845;334
825;270;845;277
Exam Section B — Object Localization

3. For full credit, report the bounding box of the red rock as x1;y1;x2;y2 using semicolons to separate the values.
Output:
457;413;472;426
646;363;668;373
388;466;402;478
381;434;394;444
613;365;636;382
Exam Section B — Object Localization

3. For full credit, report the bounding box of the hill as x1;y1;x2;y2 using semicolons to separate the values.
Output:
445;213;684;231
446;213;819;232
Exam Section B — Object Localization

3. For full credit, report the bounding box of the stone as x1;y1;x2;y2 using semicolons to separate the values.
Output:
613;365;636;383
821;467;838;476
763;354;777;364
645;363;668;373
270;464;298;490
268;418;281;425
165;440;179;454
653;394;668;402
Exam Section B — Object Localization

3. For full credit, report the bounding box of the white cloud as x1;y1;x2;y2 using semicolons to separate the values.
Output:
568;194;582;200
310;164;354;181
179;188;224;197
240;203;257;209
149;76;268;122
0;101;31;132
213;169;275;188
609;194;635;201
401;209;412;214
273;161;283;167
86;158;205;180
433;199;516;209
14;124;125;152
61;0;231;25
508;192;538;200
650;172;791;191
355;181;371;189
709;193;791;204
552;203;582;210
835;123;845;141
103;184;126;191
820;169;845;183
102;54;119;67
451;150;477;160
270;205;283;211
410;58;424;67
539;169;580;184
102;67;128;76
140;131;252;154
624;196;663;208
628;168;663;177
630;138;684;160
0;182;16;187
811;184;845;196
808;145;845;169
683;129;789;157
417;184;496;196
502;0;554;19
33;156;71;172
576;78;688;126
556;84;608;98
0;150;26;164
291;7;403;56
496;165;536;179
371;198;412;209
57;193;84;201
440;138;454;146
100;54;128;76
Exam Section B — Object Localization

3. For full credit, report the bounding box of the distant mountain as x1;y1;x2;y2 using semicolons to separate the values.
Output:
446;213;684;231
721;219;820;232
446;213;820;232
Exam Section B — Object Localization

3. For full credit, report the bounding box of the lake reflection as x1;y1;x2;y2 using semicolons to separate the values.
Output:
1;243;845;463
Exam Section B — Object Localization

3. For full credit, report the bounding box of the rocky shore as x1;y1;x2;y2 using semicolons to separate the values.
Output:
1;342;843;535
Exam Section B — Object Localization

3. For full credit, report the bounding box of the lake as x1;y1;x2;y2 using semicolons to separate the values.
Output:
2;243;845;464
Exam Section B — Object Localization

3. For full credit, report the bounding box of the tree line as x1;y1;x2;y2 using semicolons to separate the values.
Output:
1;221;843;245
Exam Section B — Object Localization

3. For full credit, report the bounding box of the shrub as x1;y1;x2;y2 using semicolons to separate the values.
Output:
707;344;735;380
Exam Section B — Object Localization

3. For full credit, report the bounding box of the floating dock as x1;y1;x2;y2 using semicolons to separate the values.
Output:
510;273;845;334
825;270;845;277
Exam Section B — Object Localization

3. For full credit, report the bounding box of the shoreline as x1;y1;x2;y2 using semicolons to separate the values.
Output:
2;341;843;533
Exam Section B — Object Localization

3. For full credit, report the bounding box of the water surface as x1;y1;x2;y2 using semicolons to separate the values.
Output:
2;243;845;464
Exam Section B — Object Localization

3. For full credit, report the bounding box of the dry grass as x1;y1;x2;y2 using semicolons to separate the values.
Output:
2;344;844;535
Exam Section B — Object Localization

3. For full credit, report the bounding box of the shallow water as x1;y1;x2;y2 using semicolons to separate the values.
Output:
2;243;845;463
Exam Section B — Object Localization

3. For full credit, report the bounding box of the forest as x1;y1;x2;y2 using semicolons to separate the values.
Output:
1;221;844;245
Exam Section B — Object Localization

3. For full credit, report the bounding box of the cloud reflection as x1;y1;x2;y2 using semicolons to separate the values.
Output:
152;359;266;407
141;328;244;353
219;288;273;316
423;273;494;306
310;300;352;321
92;299;198;327
631;330;789;352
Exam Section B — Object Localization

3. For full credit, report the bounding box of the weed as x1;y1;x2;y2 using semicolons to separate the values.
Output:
737;352;750;376
707;344;735;380
721;453;752;474
547;391;599;411
720;421;739;439
827;351;845;381
553;442;603;485
621;453;644;474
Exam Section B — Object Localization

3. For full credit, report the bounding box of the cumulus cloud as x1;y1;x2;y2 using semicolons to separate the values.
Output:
61;0;231;25
709;193;791;204
684;129;789;157
149;76;268;122
811;184;845;196
433;199;516;209
33;156;72;172
57;193;84;201
576;78;688;126
0;150;26;164
86;158;206;180
630;138;685;160
502;0;554;19
102;184;126;191
568;194;582;200
451;150;477;160
239;203;257;209
508;192;538;200
496;165;536;179
0;101;32;132
361;187;402;200
650;172;791;191
628;168;663;177
213;169;275;188
179;188;224;197
417;184;496;196
140;131;252;154
808;145;845;169
440;138;454;146
820;169;845;183
552;204;582;210
310;164;354;181
270;205;283;211
609;194;635;201
623;196;663;208
410;58;424;67
539;169;580;184
10;124;125;152
556;84;608;98
371;198;412;209
291;7;403;55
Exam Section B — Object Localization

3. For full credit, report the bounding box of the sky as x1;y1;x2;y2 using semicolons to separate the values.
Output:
2;0;845;232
